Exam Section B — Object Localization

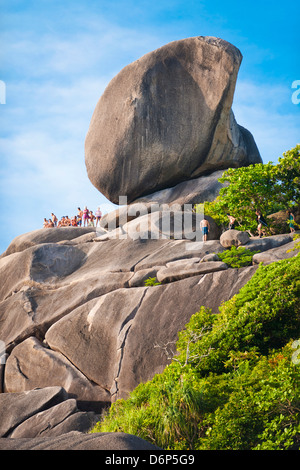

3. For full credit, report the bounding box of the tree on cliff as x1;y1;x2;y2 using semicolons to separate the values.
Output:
204;144;300;234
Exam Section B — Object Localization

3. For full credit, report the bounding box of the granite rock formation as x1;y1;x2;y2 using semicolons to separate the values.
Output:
0;218;298;448
85;36;261;204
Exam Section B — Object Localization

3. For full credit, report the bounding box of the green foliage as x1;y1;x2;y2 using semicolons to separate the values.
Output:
217;246;260;268
91;254;300;450
204;144;300;234
200;348;300;450
276;144;300;205
290;234;300;252
144;277;161;286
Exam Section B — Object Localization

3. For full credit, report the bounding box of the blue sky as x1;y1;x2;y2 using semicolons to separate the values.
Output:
0;0;299;254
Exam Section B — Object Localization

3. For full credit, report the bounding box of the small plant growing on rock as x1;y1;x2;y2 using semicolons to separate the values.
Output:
144;277;161;286
217;246;260;268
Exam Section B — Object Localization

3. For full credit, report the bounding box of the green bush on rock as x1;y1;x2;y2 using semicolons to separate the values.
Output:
144;277;161;286
91;254;300;450
217;245;259;268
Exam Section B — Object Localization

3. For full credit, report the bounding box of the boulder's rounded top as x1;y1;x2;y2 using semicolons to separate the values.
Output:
84;35;260;204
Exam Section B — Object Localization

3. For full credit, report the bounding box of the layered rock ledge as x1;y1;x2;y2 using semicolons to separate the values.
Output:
0;222;298;449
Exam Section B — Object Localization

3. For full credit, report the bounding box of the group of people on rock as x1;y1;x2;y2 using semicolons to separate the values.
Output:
226;208;296;238
227;209;295;238
43;206;103;229
200;208;296;242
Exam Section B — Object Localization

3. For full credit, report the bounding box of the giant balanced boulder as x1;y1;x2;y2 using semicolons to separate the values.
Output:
85;36;261;204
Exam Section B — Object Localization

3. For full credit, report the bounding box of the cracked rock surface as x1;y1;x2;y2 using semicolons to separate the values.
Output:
0;225;297;441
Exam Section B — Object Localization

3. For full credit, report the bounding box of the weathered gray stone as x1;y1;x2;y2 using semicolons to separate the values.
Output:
0;270;133;352
201;253;220;262
122;211;221;242
128;267;162;287
0;227;96;258
0;225;293;443
134;239;225;271
4;337;110;409
45;289;149;392
0;386;67;437
100;205;222;242
0;431;161;450
243;233;295;252
220;229;250;247
45;266;257;402
99;202;154;230
157;260;228;283
8;399;97;438
133;170;226;206
85;36;261;203
0;243;89;302
30;244;87;283
252;240;299;264
166;257;201;267
116;265;258;399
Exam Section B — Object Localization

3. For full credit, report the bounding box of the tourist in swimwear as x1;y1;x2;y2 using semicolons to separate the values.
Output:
288;209;295;233
51;213;58;227
71;216;78;227
60;216;66;227
77;207;83;226
200;217;210;242
82;206;89;227
227;213;236;230
89;211;95;226
255;210;268;238
95;207;102;227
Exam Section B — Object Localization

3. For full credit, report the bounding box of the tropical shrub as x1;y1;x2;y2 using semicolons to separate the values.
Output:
217;245;259;268
203;144;300;234
144;277;161;286
91;254;300;450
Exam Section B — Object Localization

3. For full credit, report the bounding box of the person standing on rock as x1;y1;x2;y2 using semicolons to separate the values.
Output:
288;209;295;233
200;217;210;242
51;213;58;227
82;206;89;227
77;207;83;226
227;213;236;230
95;207;102;227
256;210;268;238
89;210;95;226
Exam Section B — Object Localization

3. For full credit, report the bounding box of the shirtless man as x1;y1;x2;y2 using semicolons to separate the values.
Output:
200;217;210;242
77;207;83;227
51;213;58;227
255;210;268;238
227;213;236;230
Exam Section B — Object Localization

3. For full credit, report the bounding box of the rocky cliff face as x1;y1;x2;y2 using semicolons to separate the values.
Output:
0;36;286;449
85;36;261;204
0;217;297;446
